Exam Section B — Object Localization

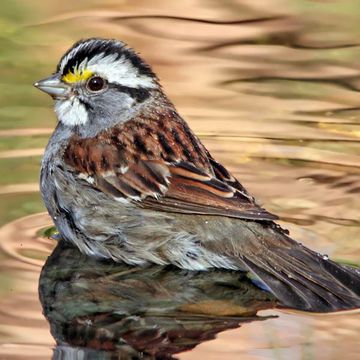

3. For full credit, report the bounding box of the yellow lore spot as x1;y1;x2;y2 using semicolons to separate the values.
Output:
62;68;93;84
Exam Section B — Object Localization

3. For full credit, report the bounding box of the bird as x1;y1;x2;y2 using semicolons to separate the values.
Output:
34;38;360;312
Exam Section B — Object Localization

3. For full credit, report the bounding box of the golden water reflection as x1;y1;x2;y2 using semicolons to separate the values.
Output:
0;0;359;358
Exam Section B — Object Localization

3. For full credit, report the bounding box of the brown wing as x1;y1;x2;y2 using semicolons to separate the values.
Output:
64;114;277;221
142;161;277;220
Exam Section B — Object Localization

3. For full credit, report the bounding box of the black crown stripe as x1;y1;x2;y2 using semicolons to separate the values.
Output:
57;38;156;79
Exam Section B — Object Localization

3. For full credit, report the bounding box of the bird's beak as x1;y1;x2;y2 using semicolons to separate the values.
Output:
33;74;71;100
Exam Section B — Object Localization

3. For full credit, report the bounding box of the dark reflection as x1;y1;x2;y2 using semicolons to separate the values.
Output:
39;241;277;359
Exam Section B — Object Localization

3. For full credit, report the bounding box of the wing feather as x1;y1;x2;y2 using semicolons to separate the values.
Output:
64;116;278;221
92;159;277;220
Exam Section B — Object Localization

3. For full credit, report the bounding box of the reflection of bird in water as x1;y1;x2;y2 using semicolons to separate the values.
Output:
39;241;276;359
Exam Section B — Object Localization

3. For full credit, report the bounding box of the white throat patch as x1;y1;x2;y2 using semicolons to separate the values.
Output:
55;97;88;127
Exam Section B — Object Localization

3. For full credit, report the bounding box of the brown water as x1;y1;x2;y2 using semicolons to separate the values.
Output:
0;0;359;359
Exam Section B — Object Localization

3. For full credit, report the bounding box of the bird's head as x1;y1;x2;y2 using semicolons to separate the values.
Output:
34;38;160;131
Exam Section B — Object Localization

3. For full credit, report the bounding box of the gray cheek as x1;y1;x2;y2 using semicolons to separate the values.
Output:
93;89;136;113
77;89;140;137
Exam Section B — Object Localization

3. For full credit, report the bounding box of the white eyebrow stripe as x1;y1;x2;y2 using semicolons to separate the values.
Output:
86;53;157;89
59;44;157;89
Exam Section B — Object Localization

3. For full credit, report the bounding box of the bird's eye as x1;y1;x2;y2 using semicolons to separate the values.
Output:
86;76;106;92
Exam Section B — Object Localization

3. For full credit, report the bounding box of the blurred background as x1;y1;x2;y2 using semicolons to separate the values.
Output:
0;0;359;359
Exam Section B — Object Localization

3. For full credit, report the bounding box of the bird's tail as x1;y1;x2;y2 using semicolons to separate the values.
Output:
234;222;360;312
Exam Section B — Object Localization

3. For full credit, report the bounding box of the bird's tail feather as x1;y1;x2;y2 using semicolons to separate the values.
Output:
235;224;360;312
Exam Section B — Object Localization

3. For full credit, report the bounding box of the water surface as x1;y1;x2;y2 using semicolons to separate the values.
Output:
0;0;359;359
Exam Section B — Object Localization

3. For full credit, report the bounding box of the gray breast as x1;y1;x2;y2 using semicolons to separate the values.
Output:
40;125;238;270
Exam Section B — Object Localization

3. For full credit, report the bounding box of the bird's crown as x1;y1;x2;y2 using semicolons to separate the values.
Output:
57;38;158;88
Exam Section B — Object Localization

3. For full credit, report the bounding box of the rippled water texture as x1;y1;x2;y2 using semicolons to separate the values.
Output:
0;0;359;359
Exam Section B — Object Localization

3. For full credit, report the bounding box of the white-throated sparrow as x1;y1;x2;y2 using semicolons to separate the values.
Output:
35;38;360;312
